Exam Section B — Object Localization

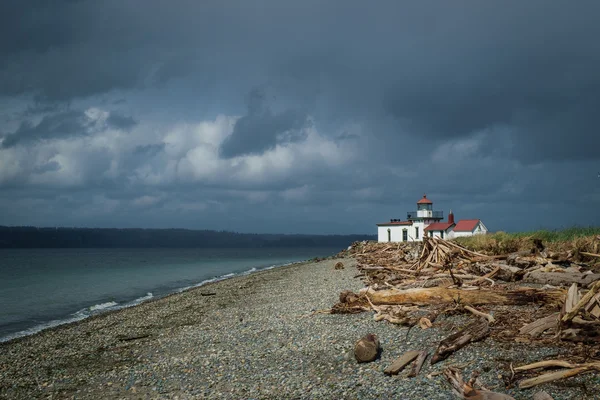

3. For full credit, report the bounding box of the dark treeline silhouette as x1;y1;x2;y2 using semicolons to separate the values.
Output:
0;226;375;249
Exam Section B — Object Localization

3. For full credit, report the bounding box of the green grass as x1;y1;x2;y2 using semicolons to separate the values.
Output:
500;226;600;242
454;226;600;255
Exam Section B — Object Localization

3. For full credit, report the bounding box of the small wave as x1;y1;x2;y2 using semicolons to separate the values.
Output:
0;314;88;343
89;301;118;312
241;267;257;275
132;292;153;304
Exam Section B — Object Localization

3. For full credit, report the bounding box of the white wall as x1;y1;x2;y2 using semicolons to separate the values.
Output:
451;221;488;237
378;221;429;242
378;225;420;242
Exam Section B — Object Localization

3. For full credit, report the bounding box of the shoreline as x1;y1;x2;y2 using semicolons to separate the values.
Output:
1;257;595;399
0;257;317;345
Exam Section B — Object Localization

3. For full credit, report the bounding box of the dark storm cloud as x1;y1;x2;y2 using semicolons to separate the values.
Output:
1;109;137;148
1;1;600;233
133;143;165;156
2;110;89;148
220;88;307;158
106;113;137;131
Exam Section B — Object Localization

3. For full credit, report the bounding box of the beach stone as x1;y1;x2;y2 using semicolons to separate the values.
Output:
334;262;344;270
354;334;380;363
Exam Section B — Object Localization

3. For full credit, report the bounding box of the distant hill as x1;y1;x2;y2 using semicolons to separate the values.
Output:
0;226;375;249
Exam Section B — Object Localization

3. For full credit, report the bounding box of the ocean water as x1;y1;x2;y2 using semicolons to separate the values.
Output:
0;247;340;342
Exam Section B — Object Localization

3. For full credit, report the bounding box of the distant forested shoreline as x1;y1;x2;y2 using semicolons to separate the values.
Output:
0;226;375;249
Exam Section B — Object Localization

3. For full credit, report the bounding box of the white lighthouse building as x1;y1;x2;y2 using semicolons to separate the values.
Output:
376;194;488;243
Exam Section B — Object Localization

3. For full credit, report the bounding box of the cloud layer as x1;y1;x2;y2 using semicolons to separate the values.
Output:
0;1;599;233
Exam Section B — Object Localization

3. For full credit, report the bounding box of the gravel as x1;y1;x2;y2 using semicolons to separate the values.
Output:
0;258;597;399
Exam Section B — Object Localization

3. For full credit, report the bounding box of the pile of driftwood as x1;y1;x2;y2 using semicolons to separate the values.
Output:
332;236;600;396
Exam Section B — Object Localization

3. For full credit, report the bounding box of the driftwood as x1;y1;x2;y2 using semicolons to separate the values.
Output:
116;333;151;341
431;318;490;364
581;251;600;259
518;313;559;337
563;283;580;315
464;305;495;324
366;286;564;307
516;359;600;388
518;364;600;389
407;350;428;377
560;326;600;343
444;367;515;400
383;350;420;376
585;293;600;318
523;270;600;287
561;280;600;323
490;263;526;282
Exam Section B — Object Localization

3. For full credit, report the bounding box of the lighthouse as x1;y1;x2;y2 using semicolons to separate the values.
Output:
376;194;488;242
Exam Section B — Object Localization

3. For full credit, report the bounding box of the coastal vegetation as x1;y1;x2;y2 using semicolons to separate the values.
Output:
0;226;375;249
455;226;600;255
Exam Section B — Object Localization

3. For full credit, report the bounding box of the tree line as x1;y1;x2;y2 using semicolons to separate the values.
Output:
0;226;375;248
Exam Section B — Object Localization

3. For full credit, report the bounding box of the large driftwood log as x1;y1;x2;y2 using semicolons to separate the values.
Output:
366;286;564;307
523;270;600;287
432;318;490;364
469;263;524;282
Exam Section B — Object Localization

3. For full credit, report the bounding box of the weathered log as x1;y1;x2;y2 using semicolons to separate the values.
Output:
495;264;526;282
506;252;538;268
518;313;559;337
384;350;420;375
523;270;600;287
514;360;578;371
518;365;600;389
407;350;428;377
431;318;490;364
366;286;564;307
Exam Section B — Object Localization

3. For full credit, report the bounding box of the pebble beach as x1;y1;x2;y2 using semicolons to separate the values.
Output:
0;257;597;399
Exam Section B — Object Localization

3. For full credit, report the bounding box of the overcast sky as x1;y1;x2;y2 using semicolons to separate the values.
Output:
1;1;599;234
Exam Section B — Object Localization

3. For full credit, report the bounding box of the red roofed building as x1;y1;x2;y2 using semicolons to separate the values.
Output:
452;219;487;237
377;194;487;242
